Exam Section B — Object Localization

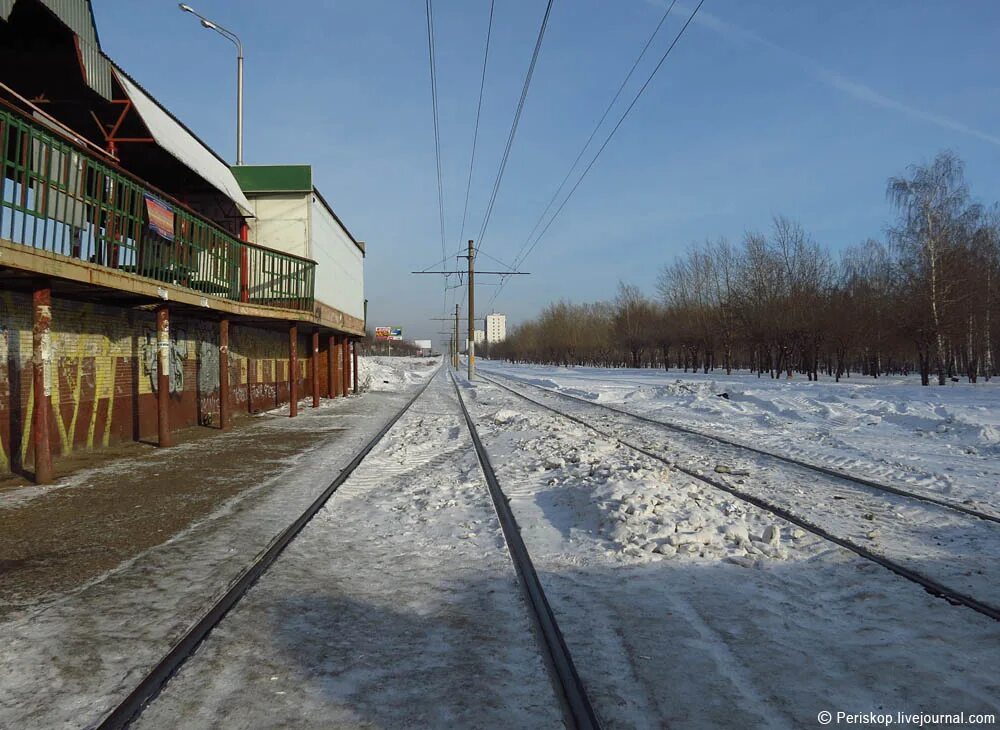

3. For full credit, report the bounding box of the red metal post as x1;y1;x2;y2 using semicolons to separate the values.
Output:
156;305;172;447
311;329;320;408
333;336;343;397
326;334;336;398
219;318;231;430
32;282;54;484
289;324;298;417
247;357;255;414
341;337;351;397
353;339;359;394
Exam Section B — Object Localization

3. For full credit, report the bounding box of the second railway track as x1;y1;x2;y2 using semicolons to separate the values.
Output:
477;369;1000;622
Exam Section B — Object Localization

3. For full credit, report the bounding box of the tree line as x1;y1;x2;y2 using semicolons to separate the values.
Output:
488;152;998;385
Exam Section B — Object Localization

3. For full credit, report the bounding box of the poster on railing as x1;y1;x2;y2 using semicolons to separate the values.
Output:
144;193;175;241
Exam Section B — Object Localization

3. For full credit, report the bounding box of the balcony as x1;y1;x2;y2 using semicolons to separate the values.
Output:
0;103;315;311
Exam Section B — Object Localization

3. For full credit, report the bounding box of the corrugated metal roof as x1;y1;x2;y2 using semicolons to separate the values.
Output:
1;0;113;99
114;68;255;217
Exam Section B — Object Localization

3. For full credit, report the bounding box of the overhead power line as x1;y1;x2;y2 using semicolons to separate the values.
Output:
490;0;706;308
458;0;496;249
424;0;449;312
507;0;679;272
476;0;557;254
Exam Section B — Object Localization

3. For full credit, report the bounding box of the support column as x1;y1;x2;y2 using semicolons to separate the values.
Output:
341;336;351;397
311;329;320;408
31;282;53;483
247;357;255;414
289;324;298;417
219;318;231;430
353;339;359;394
156;305;172;447
326;334;336;398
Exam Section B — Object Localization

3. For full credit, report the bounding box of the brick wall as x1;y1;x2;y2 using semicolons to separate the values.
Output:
0;291;326;477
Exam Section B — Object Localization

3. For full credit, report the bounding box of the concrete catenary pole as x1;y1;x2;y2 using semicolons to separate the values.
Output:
454;303;460;369
467;239;475;380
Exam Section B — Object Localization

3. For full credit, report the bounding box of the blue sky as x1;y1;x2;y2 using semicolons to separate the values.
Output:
94;1;1000;346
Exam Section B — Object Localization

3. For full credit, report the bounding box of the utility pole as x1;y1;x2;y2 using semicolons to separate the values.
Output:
412;245;527;379
467;239;475;380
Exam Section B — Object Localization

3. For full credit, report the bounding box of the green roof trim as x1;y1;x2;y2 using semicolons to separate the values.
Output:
232;164;312;193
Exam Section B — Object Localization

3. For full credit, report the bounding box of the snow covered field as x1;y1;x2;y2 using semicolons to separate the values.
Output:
4;357;998;728
462;374;1000;727
480;362;1000;513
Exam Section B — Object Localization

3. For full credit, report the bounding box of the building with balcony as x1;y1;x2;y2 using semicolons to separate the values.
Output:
0;0;367;482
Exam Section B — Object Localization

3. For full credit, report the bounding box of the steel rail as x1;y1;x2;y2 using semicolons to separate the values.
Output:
96;365;442;729
450;372;603;730
486;371;1000;525
477;372;1000;623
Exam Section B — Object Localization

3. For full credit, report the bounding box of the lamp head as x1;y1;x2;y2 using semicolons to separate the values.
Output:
200;18;217;29
178;3;194;12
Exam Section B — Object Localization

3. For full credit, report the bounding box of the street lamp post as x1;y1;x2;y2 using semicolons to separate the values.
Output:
178;4;244;165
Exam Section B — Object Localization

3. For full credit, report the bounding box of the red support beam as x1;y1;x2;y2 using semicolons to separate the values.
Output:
247;357;255;414
341;336;351;397
219;318;231;430
333;336;343;397
289;324;298;417
156;305;172;447
353;339;359;394
32;282;54;484
326;334;336;399
311;329;320;408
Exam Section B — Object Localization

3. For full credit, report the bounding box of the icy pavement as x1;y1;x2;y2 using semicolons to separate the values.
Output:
134;371;560;729
0;359;435;729
481;362;1000;514
462;376;1000;728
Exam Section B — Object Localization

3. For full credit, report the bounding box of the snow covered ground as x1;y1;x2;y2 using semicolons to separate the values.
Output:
4;357;998;728
462;374;1000;728
479;362;1000;514
0;359;435;729
135;372;559;729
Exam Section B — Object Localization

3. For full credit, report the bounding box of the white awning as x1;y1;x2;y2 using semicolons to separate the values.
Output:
113;68;254;218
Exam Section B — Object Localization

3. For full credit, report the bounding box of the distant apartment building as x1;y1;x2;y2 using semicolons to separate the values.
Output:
474;329;485;345
485;313;506;343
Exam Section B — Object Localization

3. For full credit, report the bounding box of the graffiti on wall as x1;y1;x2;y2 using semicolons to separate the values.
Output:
142;327;187;394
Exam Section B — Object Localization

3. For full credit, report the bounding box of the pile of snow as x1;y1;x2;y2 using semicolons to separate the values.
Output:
600;479;804;565
478;403;812;568
481;362;1000;511
357;356;437;392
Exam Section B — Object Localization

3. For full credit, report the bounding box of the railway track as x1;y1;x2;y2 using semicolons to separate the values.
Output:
476;370;1000;623
485;370;1000;525
97;366;600;730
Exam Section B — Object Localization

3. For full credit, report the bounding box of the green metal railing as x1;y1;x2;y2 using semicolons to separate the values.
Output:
0;103;315;311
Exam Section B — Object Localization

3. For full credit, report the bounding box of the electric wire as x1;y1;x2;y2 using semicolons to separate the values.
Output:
458;0;496;249
489;0;705;309
475;0;557;254
506;0;679;274
425;0;449;314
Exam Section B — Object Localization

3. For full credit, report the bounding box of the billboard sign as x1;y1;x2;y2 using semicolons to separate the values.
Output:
375;327;391;340
390;328;403;341
414;339;432;350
